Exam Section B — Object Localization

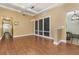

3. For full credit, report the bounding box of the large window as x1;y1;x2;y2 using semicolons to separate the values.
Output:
35;21;38;30
44;17;49;36
44;17;49;31
34;17;50;37
39;19;43;35
39;19;43;31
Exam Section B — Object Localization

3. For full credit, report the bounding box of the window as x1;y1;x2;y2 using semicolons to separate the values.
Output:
35;21;38;30
35;21;38;34
44;32;49;36
34;17;50;37
39;19;43;31
44;17;49;31
39;19;43;35
44;17;50;36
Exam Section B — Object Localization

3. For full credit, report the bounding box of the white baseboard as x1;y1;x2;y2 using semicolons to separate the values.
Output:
0;34;33;40
34;34;54;40
54;39;66;45
53;41;59;45
34;34;66;45
0;33;53;39
0;33;66;46
59;40;66;43
13;34;33;38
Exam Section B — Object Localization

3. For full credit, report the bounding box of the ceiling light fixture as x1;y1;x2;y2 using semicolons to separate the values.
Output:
31;6;35;9
71;11;79;20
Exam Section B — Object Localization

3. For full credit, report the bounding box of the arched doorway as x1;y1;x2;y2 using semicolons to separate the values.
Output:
66;10;79;45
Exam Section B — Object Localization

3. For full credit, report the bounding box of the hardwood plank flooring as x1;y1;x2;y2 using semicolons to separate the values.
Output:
0;35;79;55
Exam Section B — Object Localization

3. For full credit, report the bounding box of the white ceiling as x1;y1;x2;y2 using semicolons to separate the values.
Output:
0;3;63;16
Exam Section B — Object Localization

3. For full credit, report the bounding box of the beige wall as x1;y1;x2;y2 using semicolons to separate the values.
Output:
0;7;33;37
33;4;65;42
0;4;79;42
33;3;79;42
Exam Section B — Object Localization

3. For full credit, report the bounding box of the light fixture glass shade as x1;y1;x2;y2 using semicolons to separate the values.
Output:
71;11;79;20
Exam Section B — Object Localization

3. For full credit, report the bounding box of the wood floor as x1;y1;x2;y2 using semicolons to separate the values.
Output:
0;35;79;55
